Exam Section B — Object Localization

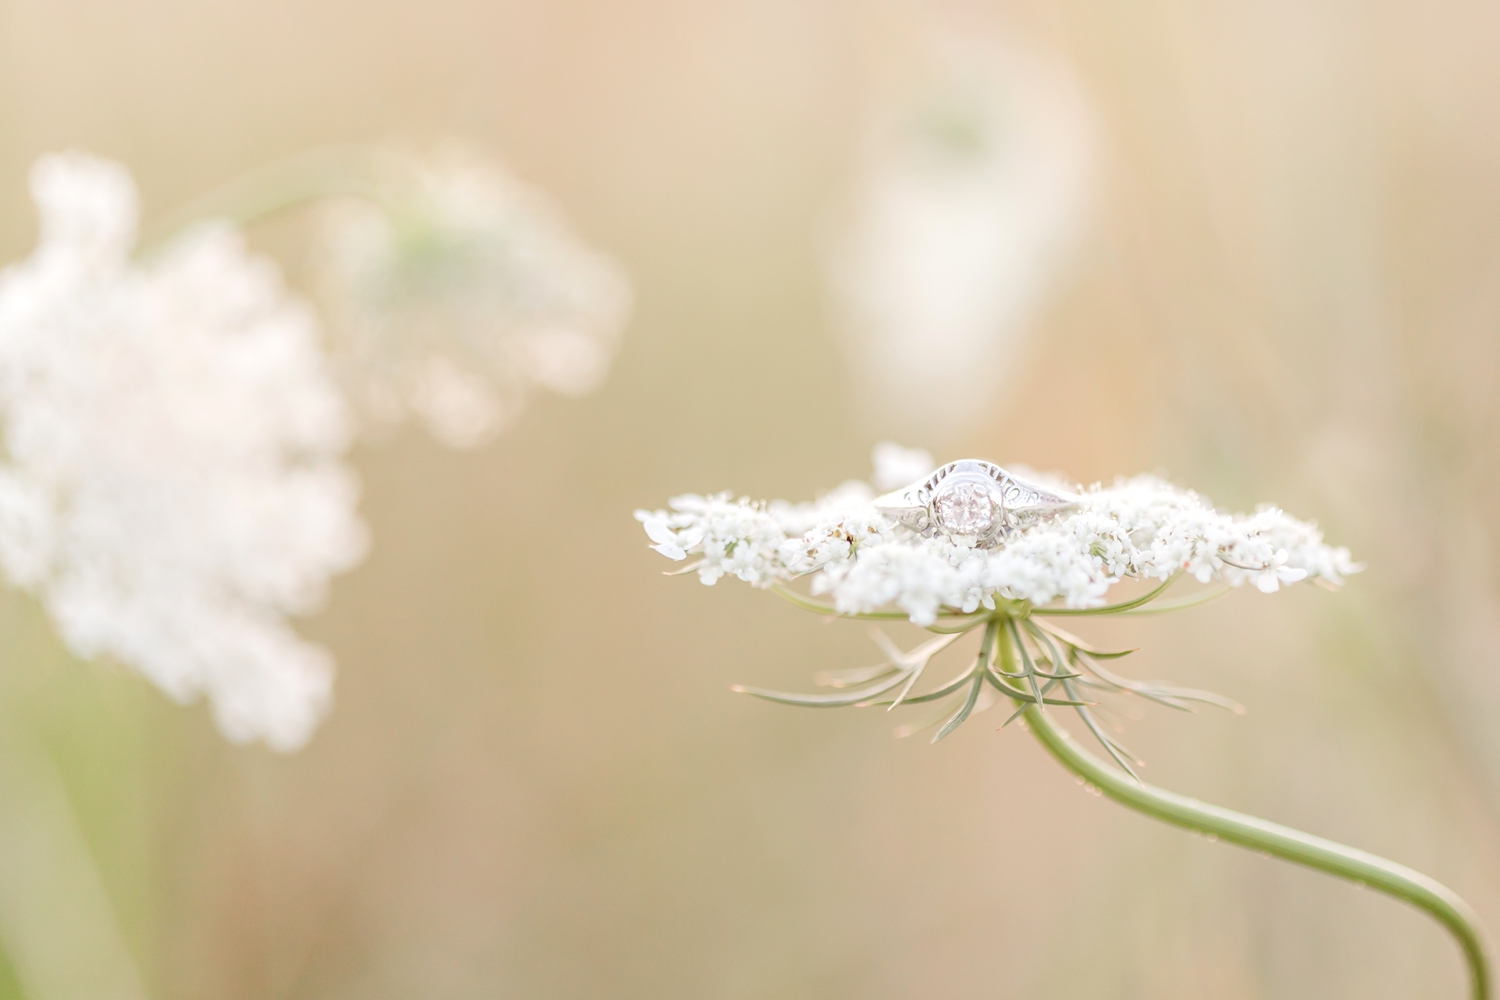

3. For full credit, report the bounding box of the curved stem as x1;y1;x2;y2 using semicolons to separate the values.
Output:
1032;571;1181;617
1023;703;1492;999
136;145;401;256
1113;583;1232;616
771;584;938;621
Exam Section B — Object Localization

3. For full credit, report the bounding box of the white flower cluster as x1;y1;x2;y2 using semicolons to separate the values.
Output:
636;450;1359;626
317;147;632;448
0;153;367;751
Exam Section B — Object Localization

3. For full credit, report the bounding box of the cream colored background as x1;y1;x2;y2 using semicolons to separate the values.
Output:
1;1;1498;997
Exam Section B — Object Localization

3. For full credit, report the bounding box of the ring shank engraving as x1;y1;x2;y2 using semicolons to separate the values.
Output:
873;460;1079;549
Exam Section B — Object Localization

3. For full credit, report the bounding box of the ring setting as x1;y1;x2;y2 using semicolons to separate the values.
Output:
874;460;1080;548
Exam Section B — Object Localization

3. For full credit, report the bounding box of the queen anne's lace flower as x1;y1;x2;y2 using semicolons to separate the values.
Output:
316;147;632;448
0;153;367;751
636;447;1358;626
826;23;1095;439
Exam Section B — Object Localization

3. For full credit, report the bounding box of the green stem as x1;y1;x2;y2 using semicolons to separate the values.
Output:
1023;703;1492;998
1031;571;1180;617
136;145;402;256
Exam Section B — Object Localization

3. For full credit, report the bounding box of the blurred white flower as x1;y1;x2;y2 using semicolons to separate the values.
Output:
826;23;1096;440
317;148;632;448
636;455;1358;626
0;153;367;752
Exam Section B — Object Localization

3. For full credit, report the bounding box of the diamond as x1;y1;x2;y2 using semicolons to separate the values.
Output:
932;481;997;537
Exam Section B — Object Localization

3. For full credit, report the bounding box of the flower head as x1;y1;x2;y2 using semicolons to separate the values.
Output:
316;147;632;448
637;446;1357;627
637;445;1358;756
0;153;367;751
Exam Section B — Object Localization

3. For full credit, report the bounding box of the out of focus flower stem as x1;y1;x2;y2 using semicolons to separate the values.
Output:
146;143;632;449
138;145;395;253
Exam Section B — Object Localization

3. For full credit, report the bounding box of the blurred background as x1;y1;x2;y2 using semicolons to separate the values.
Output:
2;0;1500;997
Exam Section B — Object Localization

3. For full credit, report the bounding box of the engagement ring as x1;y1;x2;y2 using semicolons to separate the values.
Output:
873;460;1080;548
